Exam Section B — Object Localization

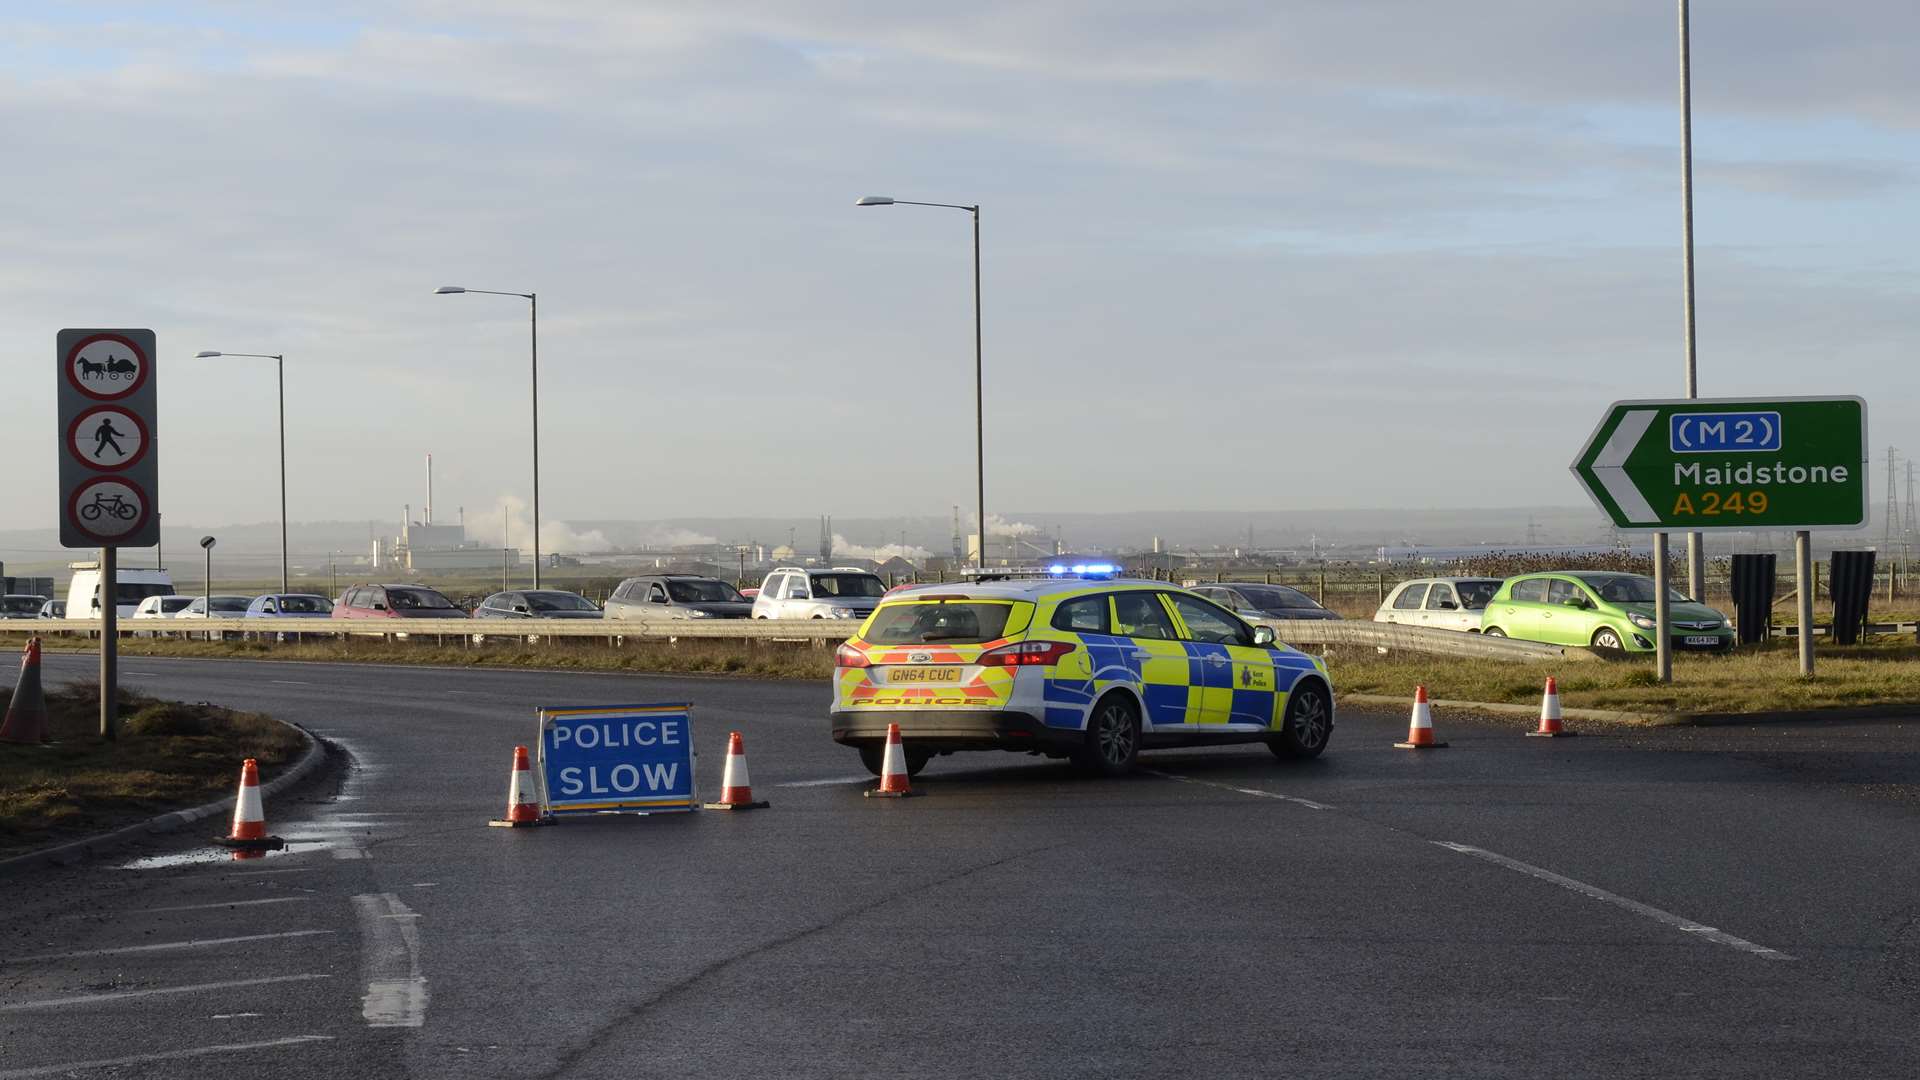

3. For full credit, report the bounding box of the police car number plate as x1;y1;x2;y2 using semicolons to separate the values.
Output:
1684;635;1719;646
890;667;960;683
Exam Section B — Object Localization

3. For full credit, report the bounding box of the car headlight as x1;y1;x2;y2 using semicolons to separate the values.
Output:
829;607;858;619
1629;614;1656;629
685;609;709;618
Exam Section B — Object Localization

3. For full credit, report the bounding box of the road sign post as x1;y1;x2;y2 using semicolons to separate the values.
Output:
58;329;160;738
1573;396;1867;678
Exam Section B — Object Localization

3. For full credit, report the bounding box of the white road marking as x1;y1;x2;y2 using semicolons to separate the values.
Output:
353;893;428;1028
331;847;369;860
1144;770;1333;811
0;974;331;1012
7;930;335;964
271;679;314;686
775;776;872;788
211;1012;263;1019
223;867;312;875
122;671;164;677
148;897;308;914
1434;842;1795;961
0;1035;334;1078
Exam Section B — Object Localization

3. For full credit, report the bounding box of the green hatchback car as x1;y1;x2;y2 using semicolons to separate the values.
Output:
1479;572;1735;654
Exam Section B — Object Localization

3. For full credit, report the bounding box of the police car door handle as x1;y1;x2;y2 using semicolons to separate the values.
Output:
1129;650;1151;661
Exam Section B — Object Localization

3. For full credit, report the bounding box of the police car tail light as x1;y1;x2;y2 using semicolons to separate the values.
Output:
978;640;1075;667
834;643;871;669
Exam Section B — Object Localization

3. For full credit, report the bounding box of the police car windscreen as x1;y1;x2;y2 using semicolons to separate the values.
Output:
865;602;1020;645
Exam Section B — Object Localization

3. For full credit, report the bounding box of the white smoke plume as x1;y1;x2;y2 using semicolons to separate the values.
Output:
465;494;613;553
984;514;1041;538
831;534;931;562
637;526;721;549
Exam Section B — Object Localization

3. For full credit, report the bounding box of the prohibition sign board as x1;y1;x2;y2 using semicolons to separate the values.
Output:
58;329;159;548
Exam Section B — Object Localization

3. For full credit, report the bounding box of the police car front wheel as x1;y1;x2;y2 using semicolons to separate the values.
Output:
1270;680;1332;759
1076;694;1141;777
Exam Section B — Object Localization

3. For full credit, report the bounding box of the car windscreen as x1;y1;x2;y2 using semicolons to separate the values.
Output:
387;587;458;610
114;582;174;604
2;597;41;614
160;597;194;613
1574;574;1687;604
864;601;1020;645
278;596;332;614
1455;581;1502;609
1241;585;1322;610
811;574;887;598
667;580;744;604
527;591;599;612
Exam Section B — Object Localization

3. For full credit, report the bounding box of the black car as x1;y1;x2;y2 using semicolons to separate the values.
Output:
473;590;603;619
1190;583;1341;621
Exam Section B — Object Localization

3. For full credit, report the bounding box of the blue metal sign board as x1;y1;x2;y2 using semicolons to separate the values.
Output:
536;704;697;815
1670;411;1781;454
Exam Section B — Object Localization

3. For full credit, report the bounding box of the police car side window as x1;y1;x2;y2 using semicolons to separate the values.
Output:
1052;595;1110;634
1168;594;1251;646
1111;592;1177;641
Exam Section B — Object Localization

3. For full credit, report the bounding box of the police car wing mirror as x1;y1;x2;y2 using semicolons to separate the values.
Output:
1252;624;1277;646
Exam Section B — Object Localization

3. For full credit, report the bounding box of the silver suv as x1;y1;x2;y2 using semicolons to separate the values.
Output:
750;566;888;620
605;575;751;621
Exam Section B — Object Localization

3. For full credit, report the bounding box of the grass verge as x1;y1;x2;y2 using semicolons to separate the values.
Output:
12;633;838;681
0;683;307;859
1328;638;1920;717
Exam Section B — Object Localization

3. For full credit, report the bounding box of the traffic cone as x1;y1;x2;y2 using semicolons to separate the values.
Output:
864;723;918;798
1528;677;1577;737
1394;685;1449;749
704;731;769;810
214;758;285;850
0;638;49;745
488;745;547;827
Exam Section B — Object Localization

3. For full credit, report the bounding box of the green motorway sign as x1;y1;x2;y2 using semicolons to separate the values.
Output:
1571;396;1867;531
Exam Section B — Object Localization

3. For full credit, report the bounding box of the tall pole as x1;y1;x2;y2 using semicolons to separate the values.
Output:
1653;533;1672;683
1678;0;1706;601
1795;530;1815;676
530;293;541;589
276;355;288;594
100;545;118;740
972;206;985;567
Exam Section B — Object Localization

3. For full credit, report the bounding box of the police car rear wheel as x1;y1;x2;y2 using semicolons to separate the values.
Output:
857;744;930;777
1271;681;1331;759
1077;695;1140;776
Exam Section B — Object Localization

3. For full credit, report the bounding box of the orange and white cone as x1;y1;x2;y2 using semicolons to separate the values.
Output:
1528;677;1577;737
1394;685;1449;749
704;731;769;810
488;745;547;827
864;723;917;798
215;758;285;851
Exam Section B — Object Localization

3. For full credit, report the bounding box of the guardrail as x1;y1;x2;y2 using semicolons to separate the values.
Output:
1249;618;1592;662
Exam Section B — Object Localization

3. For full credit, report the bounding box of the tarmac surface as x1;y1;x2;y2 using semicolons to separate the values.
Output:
4;653;1920;1078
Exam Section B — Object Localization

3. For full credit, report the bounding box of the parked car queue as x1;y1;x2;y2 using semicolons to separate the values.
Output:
1375;571;1734;654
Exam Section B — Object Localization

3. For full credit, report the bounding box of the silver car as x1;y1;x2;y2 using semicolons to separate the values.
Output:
750;566;888;621
1374;577;1504;632
604;575;751;621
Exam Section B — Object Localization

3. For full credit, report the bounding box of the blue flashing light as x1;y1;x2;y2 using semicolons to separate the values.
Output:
1048;564;1067;574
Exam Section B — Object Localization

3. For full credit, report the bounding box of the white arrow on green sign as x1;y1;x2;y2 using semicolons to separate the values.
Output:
1571;396;1868;531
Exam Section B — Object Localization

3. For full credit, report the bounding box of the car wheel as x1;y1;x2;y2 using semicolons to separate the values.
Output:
1270;679;1333;759
1592;627;1625;653
1484;627;1505;637
1075;694;1140;776
857;743;929;777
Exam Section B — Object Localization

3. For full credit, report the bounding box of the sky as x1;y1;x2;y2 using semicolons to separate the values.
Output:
5;1;1917;545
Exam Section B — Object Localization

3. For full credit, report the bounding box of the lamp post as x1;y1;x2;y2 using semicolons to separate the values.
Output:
436;286;541;587
199;535;216;612
194;351;287;593
856;195;985;565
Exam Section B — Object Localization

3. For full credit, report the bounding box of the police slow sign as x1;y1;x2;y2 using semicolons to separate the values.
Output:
537;704;697;816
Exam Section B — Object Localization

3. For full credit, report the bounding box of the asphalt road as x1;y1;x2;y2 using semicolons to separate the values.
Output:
4;653;1920;1078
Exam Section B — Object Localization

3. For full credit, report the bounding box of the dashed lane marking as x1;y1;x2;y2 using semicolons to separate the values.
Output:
6;930;335;964
1434;842;1795;961
1;974;332;1012
775;776;872;788
353;893;428;1028
0;1036;334;1078
1143;769;1334;810
148;897;309;914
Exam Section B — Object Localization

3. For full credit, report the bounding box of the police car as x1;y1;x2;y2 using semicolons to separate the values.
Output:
831;568;1334;777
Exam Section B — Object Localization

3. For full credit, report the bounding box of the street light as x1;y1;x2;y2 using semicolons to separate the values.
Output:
199;535;216;617
196;351;288;594
856;194;985;564
436;285;541;587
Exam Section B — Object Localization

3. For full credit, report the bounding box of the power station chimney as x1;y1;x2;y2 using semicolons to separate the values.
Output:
425;453;433;527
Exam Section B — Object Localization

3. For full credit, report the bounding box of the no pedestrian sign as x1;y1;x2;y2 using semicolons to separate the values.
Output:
1571;396;1867;532
58;329;160;548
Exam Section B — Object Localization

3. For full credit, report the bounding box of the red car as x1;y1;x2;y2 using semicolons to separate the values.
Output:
332;583;469;619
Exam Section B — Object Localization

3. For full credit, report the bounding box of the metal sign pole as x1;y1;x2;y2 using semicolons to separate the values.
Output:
1653;532;1673;683
100;545;118;740
1677;0;1706;604
1795;530;1815;676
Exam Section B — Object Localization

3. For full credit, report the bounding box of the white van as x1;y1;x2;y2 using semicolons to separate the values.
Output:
64;561;177;619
